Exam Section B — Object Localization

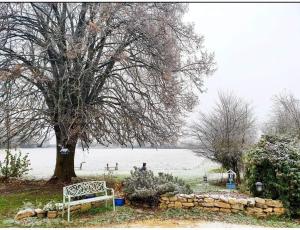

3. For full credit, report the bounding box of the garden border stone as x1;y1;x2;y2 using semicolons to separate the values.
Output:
159;194;286;218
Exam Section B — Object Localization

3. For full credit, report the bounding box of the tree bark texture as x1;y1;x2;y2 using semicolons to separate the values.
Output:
52;127;77;182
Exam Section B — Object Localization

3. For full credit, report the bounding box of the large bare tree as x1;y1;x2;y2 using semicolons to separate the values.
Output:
188;92;255;181
0;3;215;182
263;92;300;139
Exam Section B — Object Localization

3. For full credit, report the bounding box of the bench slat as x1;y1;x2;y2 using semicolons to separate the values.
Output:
67;195;114;206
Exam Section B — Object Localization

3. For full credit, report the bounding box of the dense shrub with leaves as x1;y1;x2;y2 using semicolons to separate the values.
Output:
244;135;300;216
0;150;31;179
123;167;192;207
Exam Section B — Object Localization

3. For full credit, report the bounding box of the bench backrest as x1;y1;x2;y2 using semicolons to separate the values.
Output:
63;181;107;197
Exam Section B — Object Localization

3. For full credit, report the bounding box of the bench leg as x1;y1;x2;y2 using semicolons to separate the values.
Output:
62;196;65;218
62;206;64;218
68;203;70;222
113;197;115;211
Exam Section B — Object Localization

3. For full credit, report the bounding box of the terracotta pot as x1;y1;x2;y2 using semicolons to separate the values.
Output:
47;210;58;219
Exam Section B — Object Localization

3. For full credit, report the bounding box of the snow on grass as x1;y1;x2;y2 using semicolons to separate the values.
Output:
0;148;219;180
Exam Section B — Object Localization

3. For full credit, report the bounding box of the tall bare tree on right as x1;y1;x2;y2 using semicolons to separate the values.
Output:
263;93;300;139
189;92;256;182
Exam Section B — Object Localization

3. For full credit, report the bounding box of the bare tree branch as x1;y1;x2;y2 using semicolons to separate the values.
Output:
187;91;256;180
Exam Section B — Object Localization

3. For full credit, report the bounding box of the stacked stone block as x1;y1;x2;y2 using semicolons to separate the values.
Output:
159;194;285;218
15;201;103;220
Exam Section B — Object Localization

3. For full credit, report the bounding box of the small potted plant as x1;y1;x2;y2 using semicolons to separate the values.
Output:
43;201;61;219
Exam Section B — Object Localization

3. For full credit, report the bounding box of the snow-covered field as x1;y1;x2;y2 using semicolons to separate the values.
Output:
0;148;219;180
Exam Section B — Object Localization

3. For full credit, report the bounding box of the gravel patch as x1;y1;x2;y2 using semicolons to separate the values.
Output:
104;219;266;228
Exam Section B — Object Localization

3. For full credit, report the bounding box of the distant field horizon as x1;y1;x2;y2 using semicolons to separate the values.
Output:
8;145;192;149
0;148;219;180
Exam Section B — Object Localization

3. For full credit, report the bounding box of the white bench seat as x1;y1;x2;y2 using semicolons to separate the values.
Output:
68;195;114;206
63;181;115;222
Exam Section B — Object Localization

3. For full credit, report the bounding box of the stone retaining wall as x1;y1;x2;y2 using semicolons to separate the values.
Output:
159;194;285;218
15;195;286;220
15;201;102;220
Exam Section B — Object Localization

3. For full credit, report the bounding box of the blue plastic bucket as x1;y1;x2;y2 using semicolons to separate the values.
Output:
226;183;236;189
115;198;125;206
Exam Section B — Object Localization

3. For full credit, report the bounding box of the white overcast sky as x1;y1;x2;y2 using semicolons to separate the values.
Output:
184;3;300;126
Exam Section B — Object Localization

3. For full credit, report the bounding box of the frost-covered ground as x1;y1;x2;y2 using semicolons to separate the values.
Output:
0;148;219;180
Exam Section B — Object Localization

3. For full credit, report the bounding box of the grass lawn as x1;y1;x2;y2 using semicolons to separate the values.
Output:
2;204;300;228
1;177;300;228
0;180;62;226
185;177;227;193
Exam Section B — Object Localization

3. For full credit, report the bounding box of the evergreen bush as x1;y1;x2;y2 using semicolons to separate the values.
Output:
0;150;31;179
244;135;300;216
123;166;192;207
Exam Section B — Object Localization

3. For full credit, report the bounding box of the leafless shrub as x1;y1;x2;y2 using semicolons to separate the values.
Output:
263;92;300;139
188;92;256;181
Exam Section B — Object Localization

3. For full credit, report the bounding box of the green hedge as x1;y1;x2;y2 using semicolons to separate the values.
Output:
244;135;300;216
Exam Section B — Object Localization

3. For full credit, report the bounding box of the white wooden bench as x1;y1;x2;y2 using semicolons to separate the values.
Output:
63;181;115;222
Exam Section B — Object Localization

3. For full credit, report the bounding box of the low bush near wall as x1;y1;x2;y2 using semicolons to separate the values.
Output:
244;135;300;216
123;167;192;207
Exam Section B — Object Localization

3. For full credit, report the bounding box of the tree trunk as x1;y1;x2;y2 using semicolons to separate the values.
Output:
235;169;241;184
51;127;77;183
232;162;241;184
